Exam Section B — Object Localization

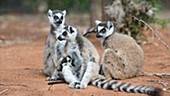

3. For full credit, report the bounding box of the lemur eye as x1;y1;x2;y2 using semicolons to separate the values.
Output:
63;31;67;36
110;25;112;29
53;15;59;20
101;28;106;33
61;16;63;20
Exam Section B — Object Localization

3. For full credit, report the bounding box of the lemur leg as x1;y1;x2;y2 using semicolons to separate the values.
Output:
46;55;61;81
72;52;83;67
62;65;80;87
71;58;99;89
100;48;113;66
47;68;61;81
100;48;116;79
44;53;54;77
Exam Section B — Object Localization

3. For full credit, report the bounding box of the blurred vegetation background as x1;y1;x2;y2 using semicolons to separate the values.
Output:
0;0;169;14
0;0;90;14
0;0;170;43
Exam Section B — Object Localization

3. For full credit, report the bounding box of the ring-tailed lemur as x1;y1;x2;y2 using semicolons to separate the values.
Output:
52;25;100;89
93;20;144;80
43;9;67;79
57;26;83;69
51;25;83;80
59;55;162;96
59;56;79;84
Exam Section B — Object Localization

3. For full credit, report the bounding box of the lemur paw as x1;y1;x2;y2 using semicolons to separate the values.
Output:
69;82;87;89
46;76;60;81
69;82;81;89
76;83;87;89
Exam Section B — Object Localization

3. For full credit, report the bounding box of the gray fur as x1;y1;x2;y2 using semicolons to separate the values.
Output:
95;20;144;79
57;27;100;88
43;9;66;80
60;55;162;96
54;20;162;96
101;33;144;79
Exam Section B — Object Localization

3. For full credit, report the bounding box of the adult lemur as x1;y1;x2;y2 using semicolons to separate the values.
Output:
43;9;66;79
51;25;83;81
54;25;100;88
86;20;144;79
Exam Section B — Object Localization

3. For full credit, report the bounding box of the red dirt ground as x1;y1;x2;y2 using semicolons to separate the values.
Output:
0;15;170;96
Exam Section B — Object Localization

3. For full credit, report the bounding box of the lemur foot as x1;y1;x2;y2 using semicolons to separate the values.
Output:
69;82;87;89
46;76;61;81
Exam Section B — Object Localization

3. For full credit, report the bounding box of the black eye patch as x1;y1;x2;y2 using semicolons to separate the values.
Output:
100;28;106;33
61;16;63;20
109;25;112;29
63;31;67;36
53;15;59;20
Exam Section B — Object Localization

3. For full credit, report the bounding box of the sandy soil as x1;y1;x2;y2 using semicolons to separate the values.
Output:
0;15;170;96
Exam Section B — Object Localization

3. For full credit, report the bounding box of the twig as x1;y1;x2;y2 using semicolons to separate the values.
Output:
132;16;170;50
153;73;170;79
0;83;28;88
48;85;53;91
0;88;9;95
47;80;65;85
47;80;65;91
147;80;168;87
146;80;170;92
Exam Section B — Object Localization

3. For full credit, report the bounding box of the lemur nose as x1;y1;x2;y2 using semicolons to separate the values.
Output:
96;33;102;38
57;20;62;24
58;36;65;41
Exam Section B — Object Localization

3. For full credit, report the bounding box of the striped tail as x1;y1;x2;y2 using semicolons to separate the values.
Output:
91;77;162;96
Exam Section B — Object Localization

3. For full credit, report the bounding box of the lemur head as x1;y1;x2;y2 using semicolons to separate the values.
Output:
95;20;114;39
57;26;78;41
57;55;73;71
48;9;66;28
61;55;73;66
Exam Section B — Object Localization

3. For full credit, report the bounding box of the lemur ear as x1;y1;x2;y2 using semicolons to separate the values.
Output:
48;9;53;17
69;26;74;33
62;10;66;16
107;21;113;29
95;20;102;25
83;27;97;36
66;55;72;62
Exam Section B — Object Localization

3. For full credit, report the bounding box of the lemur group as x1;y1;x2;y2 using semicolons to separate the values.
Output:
43;9;162;96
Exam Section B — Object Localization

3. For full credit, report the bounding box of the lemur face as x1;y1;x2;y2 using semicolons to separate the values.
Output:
48;9;66;27
61;55;72;66
95;20;114;39
57;55;73;71
57;26;78;41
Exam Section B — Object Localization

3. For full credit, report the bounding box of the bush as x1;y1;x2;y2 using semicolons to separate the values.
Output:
104;0;161;43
